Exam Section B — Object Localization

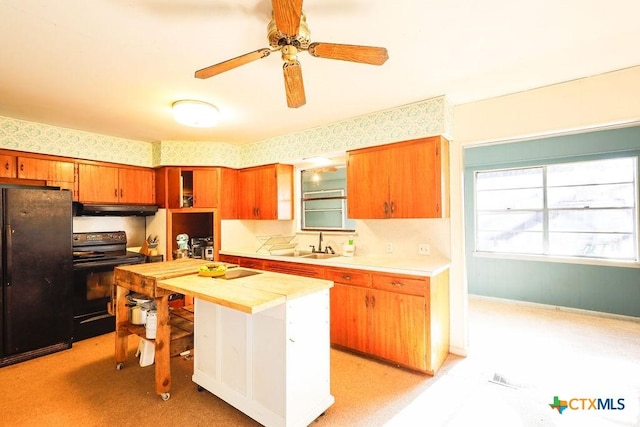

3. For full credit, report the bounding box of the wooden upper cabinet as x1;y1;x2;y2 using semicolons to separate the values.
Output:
78;163;154;204
78;164;119;203
218;167;238;219
192;169;218;208
155;167;237;219
119;168;155;204
17;156;74;182
347;136;449;219
0;155;17;178
237;164;293;220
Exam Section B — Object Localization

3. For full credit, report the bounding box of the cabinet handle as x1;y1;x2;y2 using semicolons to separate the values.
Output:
390;202;395;214
383;201;388;216
341;275;351;281
19;163;24;172
390;281;404;287
365;295;369;307
120;189;123;198
4;162;8;170
114;189;118;197
371;295;375;308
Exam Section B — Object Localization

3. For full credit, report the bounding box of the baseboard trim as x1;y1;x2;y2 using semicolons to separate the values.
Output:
469;294;640;324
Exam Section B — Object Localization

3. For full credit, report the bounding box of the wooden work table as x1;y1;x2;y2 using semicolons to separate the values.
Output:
113;258;212;400
113;258;334;416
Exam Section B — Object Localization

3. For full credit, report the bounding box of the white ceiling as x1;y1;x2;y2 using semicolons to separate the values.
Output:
1;0;639;146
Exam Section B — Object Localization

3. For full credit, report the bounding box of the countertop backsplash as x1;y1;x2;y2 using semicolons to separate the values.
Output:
221;218;450;260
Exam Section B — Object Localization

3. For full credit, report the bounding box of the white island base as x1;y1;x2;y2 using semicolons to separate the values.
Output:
193;289;334;427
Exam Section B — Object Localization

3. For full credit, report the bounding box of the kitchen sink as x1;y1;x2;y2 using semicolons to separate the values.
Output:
215;269;263;280
277;251;313;257
276;251;340;259
301;253;340;259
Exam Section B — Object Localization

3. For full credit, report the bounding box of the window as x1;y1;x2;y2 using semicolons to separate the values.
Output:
475;157;638;261
301;166;356;231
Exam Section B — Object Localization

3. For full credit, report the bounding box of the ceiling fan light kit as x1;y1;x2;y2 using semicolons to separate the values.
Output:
194;0;389;109
172;100;219;128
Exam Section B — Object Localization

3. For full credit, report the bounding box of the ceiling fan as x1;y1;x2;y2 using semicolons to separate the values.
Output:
194;0;389;108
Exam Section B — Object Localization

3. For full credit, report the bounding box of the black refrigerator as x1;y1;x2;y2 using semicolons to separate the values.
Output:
0;186;73;367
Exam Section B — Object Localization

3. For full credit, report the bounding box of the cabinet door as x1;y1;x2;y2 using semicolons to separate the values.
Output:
78;164;119;203
329;284;369;353
219;167;238;219
193;169;219;208
369;289;426;370
17;157;74;182
237;168;258;218
0;155;16;178
388;138;442;218
346;147;389;219
254;165;278;219
119;168;155;204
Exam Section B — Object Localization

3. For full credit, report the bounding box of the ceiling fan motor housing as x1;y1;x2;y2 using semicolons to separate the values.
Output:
267;12;310;49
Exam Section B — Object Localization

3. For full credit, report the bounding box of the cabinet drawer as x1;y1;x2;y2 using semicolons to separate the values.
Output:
263;260;325;278
371;273;427;296
237;257;265;269
325;268;370;287
219;254;240;265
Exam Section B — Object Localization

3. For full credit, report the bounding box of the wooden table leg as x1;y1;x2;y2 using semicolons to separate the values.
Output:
154;295;171;399
115;285;129;367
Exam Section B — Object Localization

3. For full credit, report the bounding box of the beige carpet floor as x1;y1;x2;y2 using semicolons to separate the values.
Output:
1;297;639;426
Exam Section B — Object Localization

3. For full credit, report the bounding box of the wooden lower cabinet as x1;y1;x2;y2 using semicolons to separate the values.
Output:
219;254;450;375
368;288;427;370
329;283;369;354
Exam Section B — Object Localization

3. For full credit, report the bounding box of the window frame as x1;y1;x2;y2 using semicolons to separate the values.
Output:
473;156;639;265
299;166;355;232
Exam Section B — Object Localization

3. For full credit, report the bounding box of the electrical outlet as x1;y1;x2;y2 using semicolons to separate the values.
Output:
386;242;393;253
418;244;430;255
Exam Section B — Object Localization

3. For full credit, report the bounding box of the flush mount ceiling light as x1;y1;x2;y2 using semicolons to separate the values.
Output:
172;100;219;127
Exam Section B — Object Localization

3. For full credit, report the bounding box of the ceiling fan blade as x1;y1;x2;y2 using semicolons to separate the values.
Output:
308;42;389;66
282;61;306;108
271;0;303;37
195;48;271;79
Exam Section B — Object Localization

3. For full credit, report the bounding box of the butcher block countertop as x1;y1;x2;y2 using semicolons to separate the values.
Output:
115;259;333;314
158;268;333;314
114;258;212;298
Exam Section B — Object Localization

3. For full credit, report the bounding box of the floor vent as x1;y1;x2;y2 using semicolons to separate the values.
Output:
489;372;519;389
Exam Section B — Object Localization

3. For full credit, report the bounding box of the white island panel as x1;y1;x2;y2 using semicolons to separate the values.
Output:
193;288;334;427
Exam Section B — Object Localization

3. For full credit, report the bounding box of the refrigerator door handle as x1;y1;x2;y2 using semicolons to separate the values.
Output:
5;224;11;286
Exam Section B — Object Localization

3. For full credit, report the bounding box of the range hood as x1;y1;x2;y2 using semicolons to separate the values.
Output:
73;202;158;217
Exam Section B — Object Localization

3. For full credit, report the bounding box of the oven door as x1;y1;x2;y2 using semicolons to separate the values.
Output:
72;257;144;341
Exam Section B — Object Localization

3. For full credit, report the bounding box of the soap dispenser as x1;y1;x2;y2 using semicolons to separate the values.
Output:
343;234;355;257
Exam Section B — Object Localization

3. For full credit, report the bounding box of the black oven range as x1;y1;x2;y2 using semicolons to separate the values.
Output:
72;231;145;341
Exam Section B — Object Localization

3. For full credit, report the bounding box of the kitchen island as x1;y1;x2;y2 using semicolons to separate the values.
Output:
160;267;335;427
114;259;334;427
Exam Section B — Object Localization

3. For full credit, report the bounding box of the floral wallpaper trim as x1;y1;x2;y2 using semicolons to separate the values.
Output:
239;96;449;167
1;95;450;168
0;115;153;167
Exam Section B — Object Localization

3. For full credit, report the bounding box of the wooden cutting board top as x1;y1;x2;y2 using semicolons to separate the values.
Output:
114;258;212;297
114;259;332;313
158;269;333;314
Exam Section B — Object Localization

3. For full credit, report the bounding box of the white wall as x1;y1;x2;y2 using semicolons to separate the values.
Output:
449;65;640;355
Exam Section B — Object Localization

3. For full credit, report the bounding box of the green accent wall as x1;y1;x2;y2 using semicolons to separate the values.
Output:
464;126;640;317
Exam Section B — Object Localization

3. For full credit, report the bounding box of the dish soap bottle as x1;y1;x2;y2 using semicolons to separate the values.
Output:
343;234;355;257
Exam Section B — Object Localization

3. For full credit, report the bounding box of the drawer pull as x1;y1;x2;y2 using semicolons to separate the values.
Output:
4;162;8;170
342;275;351;281
391;281;404;287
